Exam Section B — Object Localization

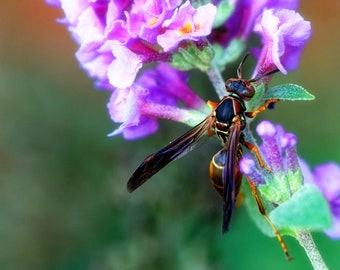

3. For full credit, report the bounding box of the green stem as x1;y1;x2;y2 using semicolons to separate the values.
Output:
295;230;328;270
207;63;226;99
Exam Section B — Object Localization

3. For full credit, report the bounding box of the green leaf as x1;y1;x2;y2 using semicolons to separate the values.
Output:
243;183;332;238
269;185;332;232
264;84;315;100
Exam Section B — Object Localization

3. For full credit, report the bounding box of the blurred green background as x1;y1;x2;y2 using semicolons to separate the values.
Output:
1;1;340;269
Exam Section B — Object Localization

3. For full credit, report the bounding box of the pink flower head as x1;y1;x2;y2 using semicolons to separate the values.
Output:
252;9;311;77
157;1;216;52
47;0;218;90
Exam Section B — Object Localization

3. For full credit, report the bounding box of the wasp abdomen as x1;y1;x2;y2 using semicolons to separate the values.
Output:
209;149;242;198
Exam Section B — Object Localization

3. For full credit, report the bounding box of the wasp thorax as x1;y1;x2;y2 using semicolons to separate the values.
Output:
225;78;255;101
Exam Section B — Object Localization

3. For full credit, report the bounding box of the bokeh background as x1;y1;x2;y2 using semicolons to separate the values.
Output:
1;1;340;269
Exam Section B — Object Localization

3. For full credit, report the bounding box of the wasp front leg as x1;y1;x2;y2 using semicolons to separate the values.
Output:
243;98;280;171
245;99;280;118
242;141;271;172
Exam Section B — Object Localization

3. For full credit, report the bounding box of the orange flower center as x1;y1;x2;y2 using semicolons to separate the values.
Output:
148;17;158;26
179;22;201;35
179;22;193;34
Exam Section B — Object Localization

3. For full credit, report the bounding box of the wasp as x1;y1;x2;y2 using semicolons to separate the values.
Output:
127;54;291;260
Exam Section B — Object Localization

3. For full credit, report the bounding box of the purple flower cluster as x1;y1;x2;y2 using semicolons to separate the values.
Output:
47;0;311;139
240;120;340;239
48;0;216;138
48;0;216;89
240;120;301;200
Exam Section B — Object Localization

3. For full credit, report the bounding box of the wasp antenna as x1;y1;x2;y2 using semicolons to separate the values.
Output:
237;53;251;79
249;68;280;83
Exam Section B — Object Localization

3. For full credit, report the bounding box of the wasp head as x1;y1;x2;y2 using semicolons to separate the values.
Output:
225;78;255;101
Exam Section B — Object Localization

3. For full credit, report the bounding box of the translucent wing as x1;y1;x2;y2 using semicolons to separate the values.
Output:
127;115;215;192
221;120;242;233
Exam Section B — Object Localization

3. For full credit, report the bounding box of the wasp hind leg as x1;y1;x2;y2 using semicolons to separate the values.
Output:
246;176;292;261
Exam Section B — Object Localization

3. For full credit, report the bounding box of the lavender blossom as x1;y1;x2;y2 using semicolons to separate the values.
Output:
240;120;302;204
240;120;334;240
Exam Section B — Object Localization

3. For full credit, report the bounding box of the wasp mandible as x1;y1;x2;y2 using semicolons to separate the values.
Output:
127;54;291;260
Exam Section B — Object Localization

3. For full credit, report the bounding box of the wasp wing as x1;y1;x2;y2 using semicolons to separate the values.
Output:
127;116;215;192
221;120;242;233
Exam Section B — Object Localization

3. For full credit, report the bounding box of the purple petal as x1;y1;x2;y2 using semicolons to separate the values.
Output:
299;158;314;185
58;0;91;25
107;85;147;124
256;120;283;173
107;84;162;139
303;162;340;239
253;8;311;76
280;132;297;149
210;0;299;46
127;0;175;43
239;155;265;185
137;63;206;110
325;214;340;239
313;163;340;202
76;47;112;80
46;0;60;7
157;1;216;52
113;116;159;140
73;6;105;44
107;44;143;88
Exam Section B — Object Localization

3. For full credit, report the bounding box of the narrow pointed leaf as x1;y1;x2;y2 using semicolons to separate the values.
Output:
264;84;315;101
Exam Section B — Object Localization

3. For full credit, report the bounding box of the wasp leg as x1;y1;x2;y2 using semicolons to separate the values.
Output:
242;141;271;172
246;176;292;261
245;99;280;118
